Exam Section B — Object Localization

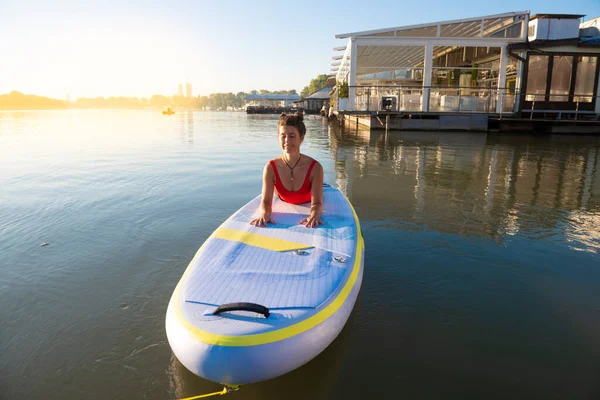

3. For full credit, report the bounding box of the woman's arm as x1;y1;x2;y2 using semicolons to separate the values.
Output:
250;162;276;227
300;162;324;228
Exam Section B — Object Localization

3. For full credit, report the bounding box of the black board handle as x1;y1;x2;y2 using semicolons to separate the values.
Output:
213;302;270;318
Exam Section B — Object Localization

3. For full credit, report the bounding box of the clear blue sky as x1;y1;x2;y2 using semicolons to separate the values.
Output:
1;0;599;99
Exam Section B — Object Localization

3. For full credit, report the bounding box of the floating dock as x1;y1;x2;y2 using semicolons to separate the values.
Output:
246;106;301;114
340;110;600;133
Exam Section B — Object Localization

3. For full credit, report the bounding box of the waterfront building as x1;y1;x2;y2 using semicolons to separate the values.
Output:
297;87;334;113
513;14;600;115
330;11;600;131
244;94;301;113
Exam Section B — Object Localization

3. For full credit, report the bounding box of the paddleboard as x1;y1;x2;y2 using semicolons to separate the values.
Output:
165;183;364;384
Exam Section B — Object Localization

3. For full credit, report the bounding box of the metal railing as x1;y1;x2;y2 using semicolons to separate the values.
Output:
335;85;599;117
524;93;598;121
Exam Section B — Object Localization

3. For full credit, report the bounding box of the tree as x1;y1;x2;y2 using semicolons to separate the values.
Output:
301;74;328;98
150;95;171;108
0;91;66;110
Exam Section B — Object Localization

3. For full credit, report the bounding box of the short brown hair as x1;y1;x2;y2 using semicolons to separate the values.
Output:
278;112;306;137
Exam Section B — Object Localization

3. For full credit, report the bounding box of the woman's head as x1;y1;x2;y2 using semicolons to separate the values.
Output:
278;112;306;137
278;112;305;154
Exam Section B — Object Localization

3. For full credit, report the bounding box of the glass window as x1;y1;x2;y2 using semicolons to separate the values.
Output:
550;56;573;102
574;56;597;103
526;55;549;101
375;71;393;79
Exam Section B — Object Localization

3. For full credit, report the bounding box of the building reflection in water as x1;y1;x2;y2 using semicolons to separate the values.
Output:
327;123;600;253
178;111;194;144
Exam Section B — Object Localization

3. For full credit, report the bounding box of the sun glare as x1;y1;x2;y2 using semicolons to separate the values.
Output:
2;19;194;99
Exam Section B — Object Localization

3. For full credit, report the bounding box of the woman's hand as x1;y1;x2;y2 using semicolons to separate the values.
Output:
251;162;276;228
250;214;276;227
299;214;324;228
300;162;324;229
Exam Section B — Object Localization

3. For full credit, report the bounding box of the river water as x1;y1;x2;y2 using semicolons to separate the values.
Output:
1;110;599;399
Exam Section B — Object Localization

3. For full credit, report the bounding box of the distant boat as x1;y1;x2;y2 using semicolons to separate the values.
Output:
162;108;175;115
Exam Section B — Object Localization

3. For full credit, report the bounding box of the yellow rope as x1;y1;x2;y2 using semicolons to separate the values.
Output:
179;385;239;400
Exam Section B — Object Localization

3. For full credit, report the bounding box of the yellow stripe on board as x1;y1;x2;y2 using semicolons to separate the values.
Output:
213;227;313;253
173;239;363;347
171;197;364;347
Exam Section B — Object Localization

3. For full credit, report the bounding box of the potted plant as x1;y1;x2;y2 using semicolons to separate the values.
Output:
471;63;479;87
337;81;349;110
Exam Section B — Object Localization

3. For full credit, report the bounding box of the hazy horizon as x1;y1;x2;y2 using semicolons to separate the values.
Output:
1;88;299;100
2;0;599;99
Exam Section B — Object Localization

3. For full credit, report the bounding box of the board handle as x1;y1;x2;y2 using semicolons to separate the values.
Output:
213;302;270;318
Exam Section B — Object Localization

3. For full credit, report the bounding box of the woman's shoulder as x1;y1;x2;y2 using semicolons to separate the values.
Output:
263;159;276;174
301;155;320;165
306;156;322;168
304;156;323;174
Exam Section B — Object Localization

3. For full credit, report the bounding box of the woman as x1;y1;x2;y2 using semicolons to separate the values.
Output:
250;113;324;228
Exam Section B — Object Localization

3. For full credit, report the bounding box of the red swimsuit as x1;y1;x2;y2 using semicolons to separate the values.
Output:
270;159;317;204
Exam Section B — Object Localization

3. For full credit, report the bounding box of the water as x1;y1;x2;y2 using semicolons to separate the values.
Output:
1;110;599;399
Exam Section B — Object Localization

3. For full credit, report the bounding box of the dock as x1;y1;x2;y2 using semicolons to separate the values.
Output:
246;106;301;114
339;110;600;133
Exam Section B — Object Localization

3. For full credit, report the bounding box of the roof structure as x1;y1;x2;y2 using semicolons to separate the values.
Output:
580;16;600;37
331;11;529;82
580;37;600;45
335;11;529;39
530;14;585;21
305;87;333;100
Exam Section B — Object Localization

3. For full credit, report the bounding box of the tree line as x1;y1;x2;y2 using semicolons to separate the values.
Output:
0;91;67;110
0;75;330;110
0;90;298;110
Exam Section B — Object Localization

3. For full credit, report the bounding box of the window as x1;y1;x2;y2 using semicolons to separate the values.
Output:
574;56;597;103
549;56;573;102
526;55;549;101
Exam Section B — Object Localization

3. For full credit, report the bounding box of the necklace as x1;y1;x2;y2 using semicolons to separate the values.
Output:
282;154;302;180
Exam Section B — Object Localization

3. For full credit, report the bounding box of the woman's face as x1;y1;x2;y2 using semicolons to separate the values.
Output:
279;125;303;154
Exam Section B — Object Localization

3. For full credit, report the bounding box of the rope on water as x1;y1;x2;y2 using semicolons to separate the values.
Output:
180;385;239;400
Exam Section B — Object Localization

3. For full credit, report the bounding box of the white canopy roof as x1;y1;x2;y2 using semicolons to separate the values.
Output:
335;11;529;39
333;11;530;81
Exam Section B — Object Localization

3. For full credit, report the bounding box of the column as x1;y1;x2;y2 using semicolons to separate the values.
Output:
422;42;433;112
595;67;600;114
349;38;357;112
496;45;508;113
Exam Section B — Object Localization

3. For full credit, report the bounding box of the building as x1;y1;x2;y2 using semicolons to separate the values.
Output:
186;83;192;98
244;93;302;114
512;14;600;116
297;87;334;113
245;94;301;108
178;84;184;97
330;11;600;131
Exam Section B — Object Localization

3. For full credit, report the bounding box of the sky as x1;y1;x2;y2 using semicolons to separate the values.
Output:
1;0;599;99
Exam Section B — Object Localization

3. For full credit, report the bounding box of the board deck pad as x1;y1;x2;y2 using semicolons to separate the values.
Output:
183;186;358;310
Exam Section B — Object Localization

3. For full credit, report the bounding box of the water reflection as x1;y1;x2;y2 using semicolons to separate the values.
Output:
178;111;195;144
328;125;600;253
